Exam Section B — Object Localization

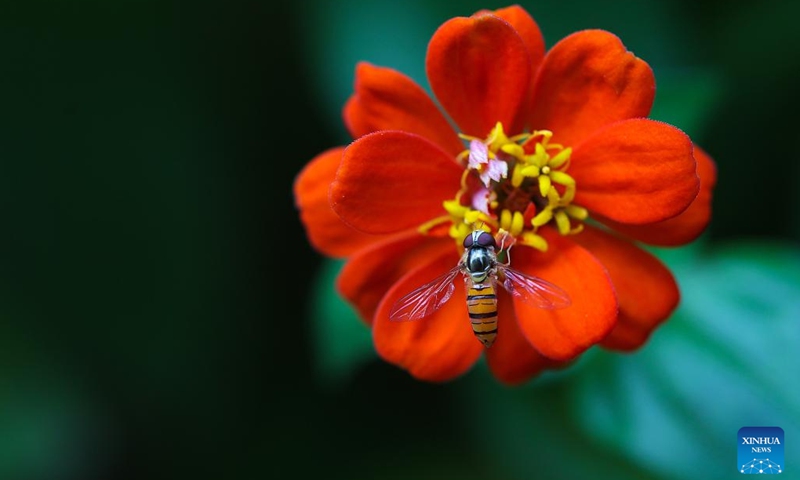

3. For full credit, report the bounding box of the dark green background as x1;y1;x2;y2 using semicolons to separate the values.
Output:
1;1;799;479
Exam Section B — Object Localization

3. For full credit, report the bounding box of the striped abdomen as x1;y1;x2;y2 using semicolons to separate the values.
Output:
467;282;498;348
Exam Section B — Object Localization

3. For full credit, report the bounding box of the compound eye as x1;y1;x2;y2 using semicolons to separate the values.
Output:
463;233;474;249
476;231;496;248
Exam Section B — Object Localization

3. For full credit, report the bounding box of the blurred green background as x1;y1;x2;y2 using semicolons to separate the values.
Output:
1;0;799;479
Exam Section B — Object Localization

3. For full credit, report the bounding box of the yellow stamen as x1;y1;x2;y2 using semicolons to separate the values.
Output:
436;122;588;256
449;222;470;241
520;231;548;252
538;175;552;197
511;164;526;188
531;207;553;227
565;205;588;220
486;122;510;151
499;209;512;232
464;209;483;224
554;210;571;235
510;211;524;237
550;171;574;187
500;143;524;158
438;198;497;243
548;147;572;168
562;184;576;204
546;187;560;206
443;199;469;217
520;165;540;177
417;215;450;235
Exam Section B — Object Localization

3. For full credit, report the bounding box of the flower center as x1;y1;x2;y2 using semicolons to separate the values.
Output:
420;122;588;252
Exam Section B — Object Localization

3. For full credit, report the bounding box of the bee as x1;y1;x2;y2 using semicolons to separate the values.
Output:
389;230;571;348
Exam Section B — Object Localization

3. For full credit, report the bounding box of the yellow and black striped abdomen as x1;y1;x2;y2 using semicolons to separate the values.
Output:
466;282;498;348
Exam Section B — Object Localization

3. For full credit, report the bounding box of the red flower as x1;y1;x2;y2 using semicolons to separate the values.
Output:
294;5;716;384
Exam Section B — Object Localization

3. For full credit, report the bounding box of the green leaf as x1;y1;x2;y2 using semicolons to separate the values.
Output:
310;259;375;387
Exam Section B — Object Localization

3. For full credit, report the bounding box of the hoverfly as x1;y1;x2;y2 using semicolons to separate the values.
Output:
389;230;571;348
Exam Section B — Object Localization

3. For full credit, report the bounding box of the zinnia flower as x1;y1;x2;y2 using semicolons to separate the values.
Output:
294;5;716;384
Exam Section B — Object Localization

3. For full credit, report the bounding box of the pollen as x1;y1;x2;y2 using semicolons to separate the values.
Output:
424;123;588;253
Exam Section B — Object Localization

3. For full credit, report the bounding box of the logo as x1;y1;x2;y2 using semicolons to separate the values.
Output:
738;426;784;474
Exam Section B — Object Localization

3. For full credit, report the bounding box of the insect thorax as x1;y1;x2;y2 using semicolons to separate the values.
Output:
466;247;495;283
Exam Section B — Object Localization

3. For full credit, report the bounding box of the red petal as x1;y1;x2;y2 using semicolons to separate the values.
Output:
511;231;618;360
426;12;531;137
343;96;369;139
337;232;453;325
294;147;385;257
330;131;463;234
485;292;559;385
571;119;699;224
373;251;484;382
573;226;679;351
529;30;655;146
599;144;717;246
489;5;545;130
491;6;545;71
343;63;463;156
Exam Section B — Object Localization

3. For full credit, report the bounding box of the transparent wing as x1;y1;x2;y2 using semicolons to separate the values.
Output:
499;266;571;310
389;265;463;321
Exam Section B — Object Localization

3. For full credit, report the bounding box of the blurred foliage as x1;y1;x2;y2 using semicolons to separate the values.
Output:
310;259;372;386
0;0;799;479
